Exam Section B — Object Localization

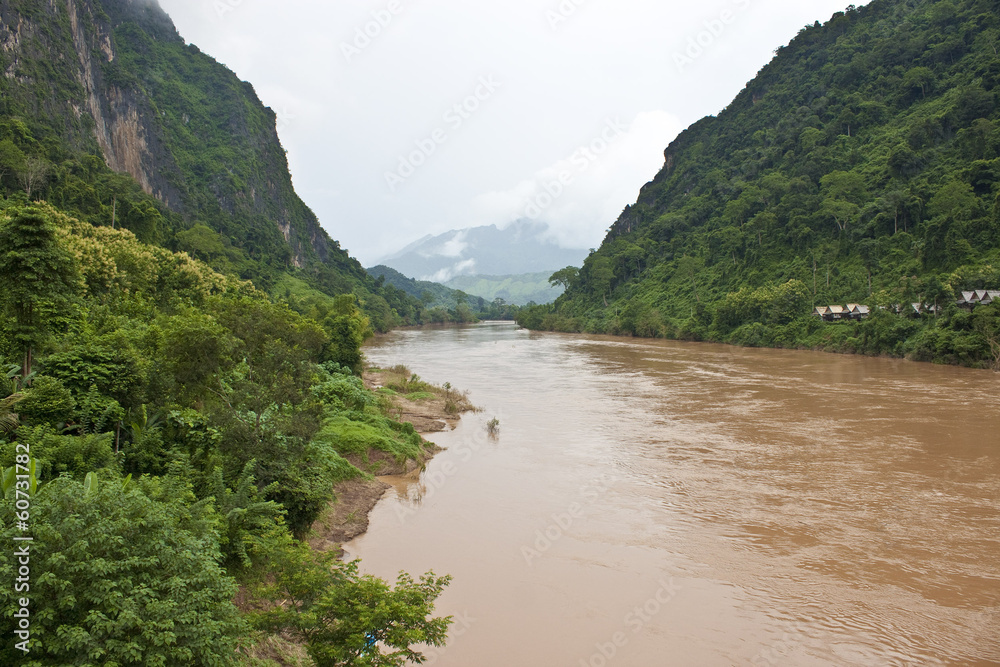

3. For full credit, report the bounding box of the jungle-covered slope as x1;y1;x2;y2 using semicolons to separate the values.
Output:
521;0;1000;368
0;0;422;330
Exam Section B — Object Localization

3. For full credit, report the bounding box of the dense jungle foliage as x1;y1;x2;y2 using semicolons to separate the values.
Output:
520;0;1000;369
0;201;453;665
0;0;430;333
0;1;467;662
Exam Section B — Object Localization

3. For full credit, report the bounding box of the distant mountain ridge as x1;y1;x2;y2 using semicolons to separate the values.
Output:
444;272;564;306
366;264;480;309
378;220;587;282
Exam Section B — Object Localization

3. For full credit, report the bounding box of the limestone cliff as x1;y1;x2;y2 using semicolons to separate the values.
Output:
0;0;334;268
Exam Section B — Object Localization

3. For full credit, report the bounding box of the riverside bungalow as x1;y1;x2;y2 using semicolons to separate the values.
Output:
977;290;1000;305
910;302;942;316
816;291;999;321
957;290;1000;310
845;304;871;320
813;304;869;321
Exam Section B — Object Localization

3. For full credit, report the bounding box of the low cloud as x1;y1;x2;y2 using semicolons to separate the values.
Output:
430;230;469;258
426;258;477;283
471;110;683;251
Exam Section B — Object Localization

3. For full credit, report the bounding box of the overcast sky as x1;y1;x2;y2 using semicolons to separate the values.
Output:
155;0;866;266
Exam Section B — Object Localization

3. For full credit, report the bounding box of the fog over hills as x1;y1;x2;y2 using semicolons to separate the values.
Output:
377;220;588;282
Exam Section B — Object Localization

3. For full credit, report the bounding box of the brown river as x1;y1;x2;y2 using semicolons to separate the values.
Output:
346;322;1000;666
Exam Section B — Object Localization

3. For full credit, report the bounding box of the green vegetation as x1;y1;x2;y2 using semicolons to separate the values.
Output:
520;0;1000;368
253;541;451;667
0;203;452;665
369;366;478;418
366;265;532;321
444;271;565;306
0;0;428;333
367;264;479;310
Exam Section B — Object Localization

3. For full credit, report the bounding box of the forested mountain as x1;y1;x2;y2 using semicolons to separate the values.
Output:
521;0;1000;368
366;265;528;321
0;1;454;663
0;0;423;330
444;271;565;306
378;219;587;282
367;264;479;309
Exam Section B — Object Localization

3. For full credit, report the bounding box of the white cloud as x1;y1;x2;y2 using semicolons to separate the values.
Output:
156;0;872;265
426;258;477;283
471;110;684;249
431;230;469;258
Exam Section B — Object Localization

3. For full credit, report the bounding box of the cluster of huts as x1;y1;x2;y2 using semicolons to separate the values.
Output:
957;290;1000;309
813;304;871;321
813;289;999;321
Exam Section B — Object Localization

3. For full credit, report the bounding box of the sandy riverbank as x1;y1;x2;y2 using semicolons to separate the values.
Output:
308;367;474;554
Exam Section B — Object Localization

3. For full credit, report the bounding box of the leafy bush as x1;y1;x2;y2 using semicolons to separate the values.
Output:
312;371;374;412
0;477;243;666
16;376;74;427
1;426;116;481
267;438;361;537
253;538;452;667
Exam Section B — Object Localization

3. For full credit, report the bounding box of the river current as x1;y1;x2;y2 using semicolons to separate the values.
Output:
346;322;1000;666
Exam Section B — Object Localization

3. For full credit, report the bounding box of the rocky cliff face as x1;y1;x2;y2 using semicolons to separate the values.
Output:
1;0;182;206
0;0;333;268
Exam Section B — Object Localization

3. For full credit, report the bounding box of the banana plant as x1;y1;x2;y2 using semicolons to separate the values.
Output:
1;465;132;500
5;363;34;394
1;457;38;499
83;471;98;497
80;472;132;497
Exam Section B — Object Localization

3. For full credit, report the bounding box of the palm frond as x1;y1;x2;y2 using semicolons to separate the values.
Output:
0;393;24;434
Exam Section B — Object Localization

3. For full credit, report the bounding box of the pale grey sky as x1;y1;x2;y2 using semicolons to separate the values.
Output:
156;0;867;266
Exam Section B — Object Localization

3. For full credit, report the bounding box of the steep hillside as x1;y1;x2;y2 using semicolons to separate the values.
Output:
0;201;453;665
522;0;1000;368
366;264;481;309
444;271;564;306
0;0;417;329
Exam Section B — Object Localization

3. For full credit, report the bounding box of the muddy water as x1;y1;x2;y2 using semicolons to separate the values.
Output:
346;322;1000;666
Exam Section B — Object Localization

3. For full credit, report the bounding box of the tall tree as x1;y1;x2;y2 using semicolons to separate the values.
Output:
0;207;77;378
18;156;49;200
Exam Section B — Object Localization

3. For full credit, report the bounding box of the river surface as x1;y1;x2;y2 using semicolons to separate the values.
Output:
346;322;1000;666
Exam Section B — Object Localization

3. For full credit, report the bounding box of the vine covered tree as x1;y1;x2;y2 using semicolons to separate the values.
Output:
0;207;77;379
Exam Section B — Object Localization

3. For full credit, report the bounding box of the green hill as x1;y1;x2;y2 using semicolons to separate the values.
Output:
366;264;481;309
444;271;565;306
520;0;1000;368
0;0;423;330
0;0;455;659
